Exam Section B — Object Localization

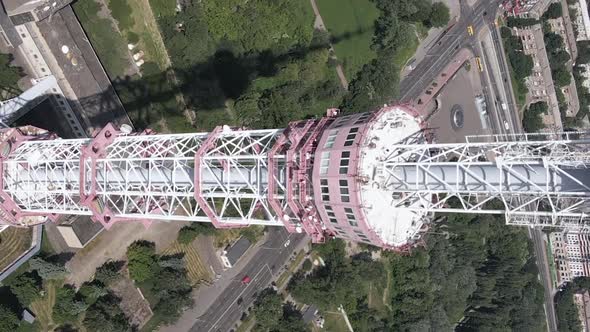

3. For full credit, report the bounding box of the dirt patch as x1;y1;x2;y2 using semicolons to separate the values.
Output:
110;275;153;328
65;220;188;286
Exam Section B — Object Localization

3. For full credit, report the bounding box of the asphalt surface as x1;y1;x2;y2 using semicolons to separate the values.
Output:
531;228;559;332
402;2;558;330
190;229;307;332
475;19;558;332
399;0;503;103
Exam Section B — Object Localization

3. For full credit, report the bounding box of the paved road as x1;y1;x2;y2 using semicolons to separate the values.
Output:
530;228;559;332
475;17;558;332
190;228;308;332
399;0;503;103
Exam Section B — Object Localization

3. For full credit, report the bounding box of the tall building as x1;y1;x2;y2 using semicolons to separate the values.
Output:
3;0;72;24
550;232;590;284
2;105;590;249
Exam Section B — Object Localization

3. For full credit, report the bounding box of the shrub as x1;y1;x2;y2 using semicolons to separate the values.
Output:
302;259;312;271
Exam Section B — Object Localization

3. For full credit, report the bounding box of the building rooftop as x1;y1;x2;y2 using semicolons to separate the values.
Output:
225;237;251;266
61;215;103;246
302;305;318;323
0;2;21;48
357;107;429;247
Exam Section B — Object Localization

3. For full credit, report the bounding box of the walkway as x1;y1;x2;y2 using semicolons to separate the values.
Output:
309;0;349;90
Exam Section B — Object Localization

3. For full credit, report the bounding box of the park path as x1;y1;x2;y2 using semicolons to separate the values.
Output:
309;0;349;90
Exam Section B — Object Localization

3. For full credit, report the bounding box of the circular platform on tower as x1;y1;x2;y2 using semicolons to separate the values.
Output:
356;105;431;248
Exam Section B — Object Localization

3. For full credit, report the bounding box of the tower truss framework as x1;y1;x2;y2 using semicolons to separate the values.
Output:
382;131;590;231
2;108;590;248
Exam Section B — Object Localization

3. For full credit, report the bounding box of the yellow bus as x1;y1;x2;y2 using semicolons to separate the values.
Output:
475;57;483;72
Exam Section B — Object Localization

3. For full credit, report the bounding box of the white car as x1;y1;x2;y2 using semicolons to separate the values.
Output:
504;121;510;131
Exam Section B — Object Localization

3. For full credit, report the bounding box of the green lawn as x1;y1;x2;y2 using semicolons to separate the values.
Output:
323;311;350;332
393;28;419;69
316;0;379;79
73;0;129;79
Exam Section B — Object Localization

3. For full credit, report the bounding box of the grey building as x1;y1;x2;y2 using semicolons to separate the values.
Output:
57;215;104;248
220;237;251;268
3;0;73;24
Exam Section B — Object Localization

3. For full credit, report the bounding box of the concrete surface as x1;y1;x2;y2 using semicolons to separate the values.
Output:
427;65;490;143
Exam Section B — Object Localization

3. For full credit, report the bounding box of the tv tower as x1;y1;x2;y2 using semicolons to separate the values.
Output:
1;105;590;250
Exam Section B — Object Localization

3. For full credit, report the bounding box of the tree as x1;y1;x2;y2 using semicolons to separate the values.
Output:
158;255;185;270
543;3;563;19
507;17;540;28
7;272;42;306
126;240;158;282
53;286;87;324
0;53;23;90
272;302;309;332
252;289;284;330
177;222;217;244
0;304;19;331
177;226;199;245
549;50;570;69
553;67;572;87
94;261;123;285
544;32;564;51
341;56;399;114
302;259;312;271
83;295;131;332
29;257;67;280
78;281;107;305
426;3;450;28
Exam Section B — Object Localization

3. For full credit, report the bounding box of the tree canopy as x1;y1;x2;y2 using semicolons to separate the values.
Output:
0;53;23;91
126;240;158;282
252;289;283;330
522;101;548;132
543;2;563;19
6;272;42;306
427;2;451;28
53;285;87;324
0;304;19;331
94;261;124;285
83;295;131;332
29;257;67;280
290;212;545;331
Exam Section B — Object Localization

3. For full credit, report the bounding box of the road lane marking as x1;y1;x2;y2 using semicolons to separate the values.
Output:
207;266;272;332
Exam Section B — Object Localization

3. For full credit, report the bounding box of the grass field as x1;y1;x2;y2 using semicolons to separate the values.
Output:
393;28;419;69
111;0;170;71
316;0;379;79
30;280;61;331
322;311;350;332
162;241;212;285
73;0;130;79
0;227;32;272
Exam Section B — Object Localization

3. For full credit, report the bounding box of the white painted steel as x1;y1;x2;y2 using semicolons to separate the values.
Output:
2;129;288;226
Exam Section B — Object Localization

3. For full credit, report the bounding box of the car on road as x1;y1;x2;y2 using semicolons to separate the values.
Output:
467;25;474;36
241;275;252;284
504;121;510;131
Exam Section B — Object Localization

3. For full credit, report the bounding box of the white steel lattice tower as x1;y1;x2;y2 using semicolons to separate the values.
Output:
3;105;590;250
